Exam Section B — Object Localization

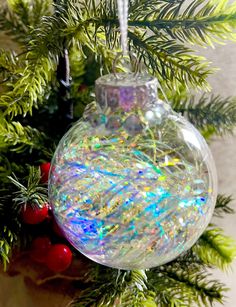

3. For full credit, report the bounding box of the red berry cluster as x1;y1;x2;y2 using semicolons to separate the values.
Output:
22;162;73;273
30;237;72;272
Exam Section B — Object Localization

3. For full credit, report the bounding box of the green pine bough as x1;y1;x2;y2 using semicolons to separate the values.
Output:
0;0;236;306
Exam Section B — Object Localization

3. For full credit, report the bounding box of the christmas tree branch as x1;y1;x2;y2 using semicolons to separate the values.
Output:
0;190;21;270
214;195;234;217
0;0;52;44
2;0;236;118
148;266;226;307
0;0;56;118
49;1;213;89
0;2;63;117
148;249;227;306
0;226;17;270
1;0;236;118
193;226;236;270
64;0;236;47
172;94;236;136
0;49;19;82
128;31;211;90
0;55;56;117
73;262;227;307
129;0;236;46
71;268;153;307
0;118;46;152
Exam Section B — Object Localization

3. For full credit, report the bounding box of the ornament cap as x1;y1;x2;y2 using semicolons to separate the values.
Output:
95;73;158;111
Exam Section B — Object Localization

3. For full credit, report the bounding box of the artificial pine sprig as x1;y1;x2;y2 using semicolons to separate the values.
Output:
128;31;211;90
214;195;235;217
0;0;52;44
0;118;46;152
193;225;236;271
129;0;236;46
0;191;21;270
172;95;236;136
0;226;17;270
8;166;48;209
0;49;19;82
148;266;226;307
71;268;155;307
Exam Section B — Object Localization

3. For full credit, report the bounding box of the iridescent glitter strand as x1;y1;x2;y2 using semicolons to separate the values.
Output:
117;0;129;55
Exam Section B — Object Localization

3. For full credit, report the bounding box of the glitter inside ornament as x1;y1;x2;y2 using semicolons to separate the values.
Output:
49;73;217;270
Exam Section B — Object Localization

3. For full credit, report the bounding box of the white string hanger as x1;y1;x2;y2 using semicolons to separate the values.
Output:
117;0;129;55
116;0;169;103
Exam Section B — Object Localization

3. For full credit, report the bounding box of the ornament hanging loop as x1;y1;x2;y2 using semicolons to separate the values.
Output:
112;52;142;79
117;0;129;55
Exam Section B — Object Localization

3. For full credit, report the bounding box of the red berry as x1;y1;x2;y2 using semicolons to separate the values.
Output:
40;162;51;183
21;204;49;224
46;244;72;272
30;237;52;263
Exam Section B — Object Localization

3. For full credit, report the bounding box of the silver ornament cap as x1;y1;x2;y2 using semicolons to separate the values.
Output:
95;73;158;111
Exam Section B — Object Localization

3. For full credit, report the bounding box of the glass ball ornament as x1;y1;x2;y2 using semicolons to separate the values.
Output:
49;73;217;270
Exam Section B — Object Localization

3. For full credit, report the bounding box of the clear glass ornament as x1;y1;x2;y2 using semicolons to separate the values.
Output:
49;73;217;270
